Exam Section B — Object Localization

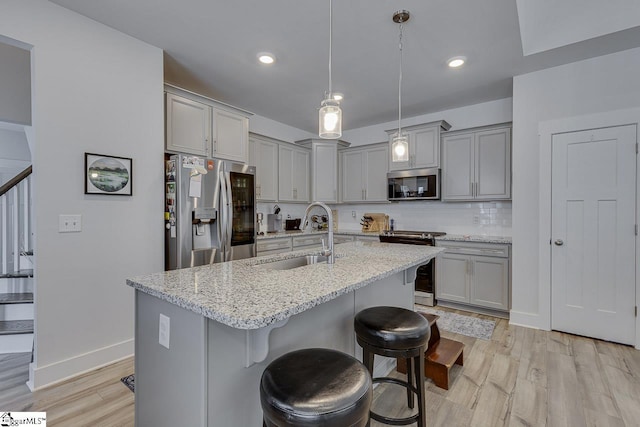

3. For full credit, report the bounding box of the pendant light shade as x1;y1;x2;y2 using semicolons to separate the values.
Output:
392;134;409;162
319;0;342;139
391;10;410;162
319;98;342;138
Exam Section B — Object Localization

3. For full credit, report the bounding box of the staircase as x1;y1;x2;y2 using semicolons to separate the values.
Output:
0;166;34;353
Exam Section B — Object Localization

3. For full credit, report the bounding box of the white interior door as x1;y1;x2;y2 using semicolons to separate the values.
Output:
551;125;636;345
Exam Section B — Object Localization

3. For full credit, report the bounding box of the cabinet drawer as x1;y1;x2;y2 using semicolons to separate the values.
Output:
257;238;292;253
436;241;509;258
334;235;355;244
292;234;325;248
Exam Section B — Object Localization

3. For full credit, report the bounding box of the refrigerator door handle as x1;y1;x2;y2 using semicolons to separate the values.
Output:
225;171;234;262
219;169;228;261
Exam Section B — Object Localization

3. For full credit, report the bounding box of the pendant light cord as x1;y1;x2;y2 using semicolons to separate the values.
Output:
328;0;333;97
398;20;404;136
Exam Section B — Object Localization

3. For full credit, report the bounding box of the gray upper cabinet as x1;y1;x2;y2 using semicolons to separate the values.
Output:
278;143;310;203
248;134;279;202
341;143;388;203
296;139;351;203
441;124;511;201
165;85;251;163
166;93;211;157
386;120;451;171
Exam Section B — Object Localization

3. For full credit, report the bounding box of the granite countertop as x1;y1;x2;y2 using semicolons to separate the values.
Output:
435;234;512;244
126;241;443;330
257;229;382;240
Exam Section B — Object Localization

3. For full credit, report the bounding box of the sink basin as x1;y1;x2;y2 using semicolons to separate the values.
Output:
257;255;329;270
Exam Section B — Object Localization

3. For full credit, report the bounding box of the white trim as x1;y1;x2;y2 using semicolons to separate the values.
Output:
27;338;134;391
538;107;640;347
509;310;546;330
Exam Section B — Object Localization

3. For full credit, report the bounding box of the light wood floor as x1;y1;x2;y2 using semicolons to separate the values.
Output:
2;307;640;426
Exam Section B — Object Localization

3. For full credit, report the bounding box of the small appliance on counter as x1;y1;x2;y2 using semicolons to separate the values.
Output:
257;212;268;235
285;218;301;230
266;205;282;232
266;214;282;232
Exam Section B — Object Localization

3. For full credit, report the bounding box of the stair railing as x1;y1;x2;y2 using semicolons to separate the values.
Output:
0;166;32;276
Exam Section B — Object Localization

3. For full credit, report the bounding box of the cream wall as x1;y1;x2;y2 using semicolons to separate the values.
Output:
511;47;640;329
0;0;164;388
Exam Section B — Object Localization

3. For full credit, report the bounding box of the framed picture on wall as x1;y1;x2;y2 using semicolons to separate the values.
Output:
84;153;133;196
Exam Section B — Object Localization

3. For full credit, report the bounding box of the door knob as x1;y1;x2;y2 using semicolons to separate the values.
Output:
554;239;564;246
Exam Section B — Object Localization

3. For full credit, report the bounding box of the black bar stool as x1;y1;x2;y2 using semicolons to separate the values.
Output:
354;306;430;427
260;348;373;427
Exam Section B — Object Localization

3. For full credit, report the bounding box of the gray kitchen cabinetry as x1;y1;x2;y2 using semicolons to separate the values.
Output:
165;84;250;163
256;237;293;257
436;241;510;312
441;124;511;201
296;139;350;203
165;92;211;157
249;134;279;202
278;144;310;203
292;234;325;251
341;143;389;203
386;120;451;171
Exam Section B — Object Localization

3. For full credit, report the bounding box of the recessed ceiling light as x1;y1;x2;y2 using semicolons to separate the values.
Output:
332;93;344;101
447;56;466;68
257;52;275;65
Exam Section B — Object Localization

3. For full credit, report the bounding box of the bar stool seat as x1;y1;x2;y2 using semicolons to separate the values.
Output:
355;306;430;427
260;348;372;427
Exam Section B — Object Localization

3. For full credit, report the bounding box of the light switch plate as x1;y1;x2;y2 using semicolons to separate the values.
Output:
59;214;82;232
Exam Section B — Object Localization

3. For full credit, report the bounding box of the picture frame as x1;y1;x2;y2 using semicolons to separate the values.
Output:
85;152;133;196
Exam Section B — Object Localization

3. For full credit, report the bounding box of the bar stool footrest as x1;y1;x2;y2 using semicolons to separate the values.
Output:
369;377;420;426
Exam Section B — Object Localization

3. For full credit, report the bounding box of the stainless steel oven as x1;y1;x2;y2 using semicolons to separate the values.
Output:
379;230;445;306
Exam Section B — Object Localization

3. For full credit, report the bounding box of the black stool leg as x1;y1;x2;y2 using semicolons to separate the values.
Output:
414;351;427;427
406;357;414;409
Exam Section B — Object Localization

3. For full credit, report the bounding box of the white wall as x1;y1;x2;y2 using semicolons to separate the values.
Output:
0;39;31;125
249;114;315;143
512;47;640;329
342;98;513;146
0;0;164;388
0;127;31;187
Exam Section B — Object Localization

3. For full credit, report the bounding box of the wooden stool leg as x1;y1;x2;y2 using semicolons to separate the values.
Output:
406;357;414;409
414;351;427;427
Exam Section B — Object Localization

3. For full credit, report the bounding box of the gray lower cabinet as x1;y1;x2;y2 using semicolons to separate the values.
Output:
436;241;510;312
256;237;292;256
292;234;325;251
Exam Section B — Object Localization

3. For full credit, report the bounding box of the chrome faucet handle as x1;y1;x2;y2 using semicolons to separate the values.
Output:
320;238;331;256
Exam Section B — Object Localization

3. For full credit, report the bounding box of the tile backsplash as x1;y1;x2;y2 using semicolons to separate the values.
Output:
257;201;512;236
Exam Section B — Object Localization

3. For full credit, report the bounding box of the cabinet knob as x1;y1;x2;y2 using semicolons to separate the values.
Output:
554;239;564;246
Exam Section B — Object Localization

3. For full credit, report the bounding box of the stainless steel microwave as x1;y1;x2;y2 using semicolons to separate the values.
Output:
387;168;440;201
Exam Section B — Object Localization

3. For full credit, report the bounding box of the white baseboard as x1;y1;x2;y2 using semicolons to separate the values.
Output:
0;333;33;353
28;338;134;391
509;310;549;330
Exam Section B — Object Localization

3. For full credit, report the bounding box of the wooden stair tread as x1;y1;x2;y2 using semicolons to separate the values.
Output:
0;293;34;304
0;320;34;335
425;337;465;368
0;269;34;279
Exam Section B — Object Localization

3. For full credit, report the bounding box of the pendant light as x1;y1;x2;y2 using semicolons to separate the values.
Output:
319;0;342;139
391;10;410;162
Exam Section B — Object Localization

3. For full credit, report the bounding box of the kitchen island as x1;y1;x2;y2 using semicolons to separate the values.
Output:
127;240;442;426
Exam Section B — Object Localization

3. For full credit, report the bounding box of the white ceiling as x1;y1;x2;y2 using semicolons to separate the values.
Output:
49;0;640;133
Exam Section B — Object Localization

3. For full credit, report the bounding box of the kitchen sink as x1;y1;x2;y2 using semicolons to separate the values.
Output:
256;254;330;270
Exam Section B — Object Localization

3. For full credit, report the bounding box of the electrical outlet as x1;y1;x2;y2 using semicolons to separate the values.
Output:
59;214;82;232
159;313;170;349
473;214;480;225
351;211;356;218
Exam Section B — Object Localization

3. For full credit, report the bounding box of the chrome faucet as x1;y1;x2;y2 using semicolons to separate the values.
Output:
300;201;334;264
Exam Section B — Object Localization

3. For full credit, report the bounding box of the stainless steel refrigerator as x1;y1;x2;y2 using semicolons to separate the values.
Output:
165;154;256;270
